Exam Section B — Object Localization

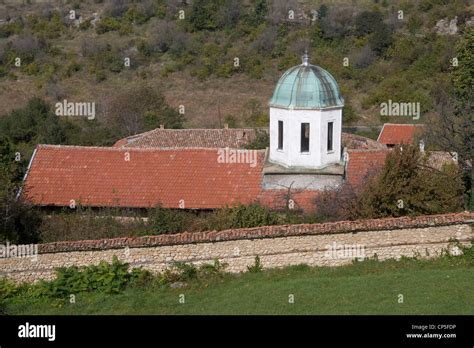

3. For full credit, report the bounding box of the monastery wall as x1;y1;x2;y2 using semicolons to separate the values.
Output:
1;212;472;283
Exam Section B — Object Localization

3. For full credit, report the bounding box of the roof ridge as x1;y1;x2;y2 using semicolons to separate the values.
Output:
36;144;266;152
382;123;425;126
347;148;390;153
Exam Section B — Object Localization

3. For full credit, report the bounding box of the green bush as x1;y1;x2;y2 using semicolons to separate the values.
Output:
38;209;147;243
201;204;280;231
199;258;228;277
65;60;82;77
349;146;465;219
32;256;142;298
171;262;198;281
0;22;22;38
96;17;121;34
247;256;263;273
0;278;19;300
244;129;269;149
148;206;188;234
27;11;65;39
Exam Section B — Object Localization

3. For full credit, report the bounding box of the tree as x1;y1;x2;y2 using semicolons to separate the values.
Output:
244;129;269;149
148;206;187;234
319;7;353;39
0;98;82;149
189;0;224;31
247;0;268;26
355;11;384;36
0;170;42;244
354;10;393;55
349;146;465;219
218;0;241;28
452;27;474;104
424;29;473;208
314;146;465;221
105;85;184;137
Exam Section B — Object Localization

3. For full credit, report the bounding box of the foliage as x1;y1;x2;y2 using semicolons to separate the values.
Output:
452;27;474;104
0;98;116;163
350;146;465;219
244;129;269;149
26;11;65;39
189;0;225;31
105;85;184;137
198;258;228;277
355;11;384;37
0;166;42;244
247;255;263;273
148;206;188;234
38;208;148;242
31;256;142;298
315;146;465;220
200;204;280;231
171;262;198;281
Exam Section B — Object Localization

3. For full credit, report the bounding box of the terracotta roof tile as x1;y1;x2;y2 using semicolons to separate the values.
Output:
113;128;258;148
346;149;389;188
377;123;424;145
23;145;266;209
114;127;387;151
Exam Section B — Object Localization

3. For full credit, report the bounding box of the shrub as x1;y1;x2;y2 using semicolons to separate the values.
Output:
199;258;228;277
0;278;19;300
0;298;6;315
65;60;82;77
247;256;263;273
0;21;22;38
0;158;42;244
171;262;198;281
244;129;269;149
27;11;65;39
349;146;465;219
32;256;141;298
189;0;225;31
105;85;184;137
96;17;121;34
38;210;147;243
148;206;187;234
201;204;280;231
354;11;384;37
319;6;353;39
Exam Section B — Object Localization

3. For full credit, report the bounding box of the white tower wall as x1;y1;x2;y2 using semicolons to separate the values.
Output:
269;106;342;169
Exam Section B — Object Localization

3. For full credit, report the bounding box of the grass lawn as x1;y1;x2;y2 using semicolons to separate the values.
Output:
4;248;474;315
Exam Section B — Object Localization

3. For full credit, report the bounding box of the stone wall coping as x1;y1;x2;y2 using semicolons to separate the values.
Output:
33;212;474;255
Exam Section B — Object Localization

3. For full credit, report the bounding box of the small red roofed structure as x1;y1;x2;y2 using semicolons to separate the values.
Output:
377;124;424;147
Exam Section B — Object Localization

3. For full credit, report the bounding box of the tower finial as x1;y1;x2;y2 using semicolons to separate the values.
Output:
302;50;309;66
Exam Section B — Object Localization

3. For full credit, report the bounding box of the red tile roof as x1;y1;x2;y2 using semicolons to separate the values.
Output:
257;190;320;212
377;124;423;145
345;149;389;188
23;145;266;209
114;127;386;151
113;128;258;149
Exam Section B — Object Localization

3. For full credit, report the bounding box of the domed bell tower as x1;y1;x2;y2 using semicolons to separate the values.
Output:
268;52;344;169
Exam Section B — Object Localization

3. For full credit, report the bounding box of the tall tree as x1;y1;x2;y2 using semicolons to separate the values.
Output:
424;27;473;208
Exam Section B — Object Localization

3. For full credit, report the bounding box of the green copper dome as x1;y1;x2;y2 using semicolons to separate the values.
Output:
269;53;344;109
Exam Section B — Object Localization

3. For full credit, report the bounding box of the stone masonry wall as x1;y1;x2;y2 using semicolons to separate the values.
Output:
0;212;473;283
